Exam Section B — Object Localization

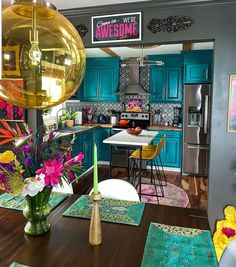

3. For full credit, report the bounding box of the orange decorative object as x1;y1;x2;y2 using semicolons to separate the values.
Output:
213;205;236;261
118;120;129;126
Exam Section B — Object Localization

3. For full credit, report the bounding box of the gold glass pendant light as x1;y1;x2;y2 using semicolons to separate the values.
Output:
1;0;86;109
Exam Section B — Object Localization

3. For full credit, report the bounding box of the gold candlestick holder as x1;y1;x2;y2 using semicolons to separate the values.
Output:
89;192;102;246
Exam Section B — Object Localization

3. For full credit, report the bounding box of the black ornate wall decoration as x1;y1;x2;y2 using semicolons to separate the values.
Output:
76;24;88;38
147;16;192;33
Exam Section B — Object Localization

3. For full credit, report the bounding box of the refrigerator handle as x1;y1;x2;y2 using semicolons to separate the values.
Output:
204;95;209;134
187;145;209;150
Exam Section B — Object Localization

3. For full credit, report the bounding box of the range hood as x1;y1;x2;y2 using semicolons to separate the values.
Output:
117;58;149;96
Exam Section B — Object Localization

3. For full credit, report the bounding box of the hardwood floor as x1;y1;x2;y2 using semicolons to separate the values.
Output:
74;165;208;210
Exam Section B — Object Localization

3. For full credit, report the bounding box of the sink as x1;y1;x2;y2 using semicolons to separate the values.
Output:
57;126;86;133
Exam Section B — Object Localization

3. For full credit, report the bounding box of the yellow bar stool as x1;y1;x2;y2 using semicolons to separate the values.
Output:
129;136;167;202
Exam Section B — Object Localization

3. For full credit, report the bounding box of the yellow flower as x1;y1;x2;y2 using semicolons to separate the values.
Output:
0;150;15;164
7;173;24;195
14;159;25;174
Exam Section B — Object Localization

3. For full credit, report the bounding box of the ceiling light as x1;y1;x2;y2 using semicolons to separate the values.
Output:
1;0;86;109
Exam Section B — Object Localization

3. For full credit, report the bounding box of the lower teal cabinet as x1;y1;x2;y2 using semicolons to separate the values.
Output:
149;130;182;168
72;130;98;171
98;128;111;161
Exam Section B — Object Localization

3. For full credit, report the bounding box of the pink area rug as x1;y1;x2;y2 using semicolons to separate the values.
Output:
139;182;189;208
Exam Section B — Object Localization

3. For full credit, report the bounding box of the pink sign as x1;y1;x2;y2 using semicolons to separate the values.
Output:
92;12;141;44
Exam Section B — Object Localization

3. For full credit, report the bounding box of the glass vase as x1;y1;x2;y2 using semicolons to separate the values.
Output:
23;187;52;236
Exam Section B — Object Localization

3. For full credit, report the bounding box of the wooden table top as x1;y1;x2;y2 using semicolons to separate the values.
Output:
0;195;210;267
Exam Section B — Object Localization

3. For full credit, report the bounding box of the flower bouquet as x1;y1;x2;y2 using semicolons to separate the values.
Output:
0;120;84;235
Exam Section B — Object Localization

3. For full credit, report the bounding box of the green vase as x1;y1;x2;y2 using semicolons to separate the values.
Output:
23;187;52;236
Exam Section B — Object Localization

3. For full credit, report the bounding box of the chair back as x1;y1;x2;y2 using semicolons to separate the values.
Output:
219;239;236;267
89;179;140;202
151;135;166;159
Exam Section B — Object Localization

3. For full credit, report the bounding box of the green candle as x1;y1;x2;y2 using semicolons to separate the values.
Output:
93;143;98;194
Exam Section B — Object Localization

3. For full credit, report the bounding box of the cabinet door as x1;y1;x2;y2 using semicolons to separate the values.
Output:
98;129;111;161
99;68;118;102
165;67;182;102
185;63;211;84
82;132;93;169
82;68;99;101
163;137;181;168
150;67;165;102
72;134;83;157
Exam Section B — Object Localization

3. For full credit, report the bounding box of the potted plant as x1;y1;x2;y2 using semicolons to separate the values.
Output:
60;110;77;127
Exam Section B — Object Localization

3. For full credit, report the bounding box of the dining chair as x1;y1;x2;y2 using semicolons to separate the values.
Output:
219;239;236;267
89;179;140;202
129;135;167;202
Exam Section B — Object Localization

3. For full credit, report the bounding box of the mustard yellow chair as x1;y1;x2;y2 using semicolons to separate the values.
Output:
129;135;167;202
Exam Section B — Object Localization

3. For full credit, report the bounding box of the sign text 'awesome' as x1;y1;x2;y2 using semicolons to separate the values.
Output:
92;12;141;43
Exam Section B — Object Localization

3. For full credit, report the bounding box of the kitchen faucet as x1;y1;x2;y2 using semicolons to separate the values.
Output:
56;108;66;130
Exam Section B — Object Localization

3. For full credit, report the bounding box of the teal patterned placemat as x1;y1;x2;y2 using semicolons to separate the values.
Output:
141;223;218;267
63;195;145;226
0;192;68;211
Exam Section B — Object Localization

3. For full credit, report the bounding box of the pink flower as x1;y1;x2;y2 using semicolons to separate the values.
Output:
17;108;23;115
36;159;64;187
74;152;84;163
222;227;236;238
0;100;6;109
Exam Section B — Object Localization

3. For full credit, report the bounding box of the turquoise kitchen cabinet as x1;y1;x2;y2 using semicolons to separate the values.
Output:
149;130;182;168
79;57;120;102
98;128;111;161
150;67;165;102
73;130;98;171
183;50;213;84
149;55;183;103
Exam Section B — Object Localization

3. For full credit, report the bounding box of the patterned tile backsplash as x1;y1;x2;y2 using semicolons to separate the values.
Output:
66;59;182;125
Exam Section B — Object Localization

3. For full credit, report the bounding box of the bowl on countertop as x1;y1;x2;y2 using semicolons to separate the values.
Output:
127;127;142;136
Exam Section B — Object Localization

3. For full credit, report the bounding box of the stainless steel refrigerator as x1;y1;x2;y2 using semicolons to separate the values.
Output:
182;84;211;176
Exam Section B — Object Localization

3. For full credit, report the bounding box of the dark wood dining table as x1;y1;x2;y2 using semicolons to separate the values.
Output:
0;194;210;267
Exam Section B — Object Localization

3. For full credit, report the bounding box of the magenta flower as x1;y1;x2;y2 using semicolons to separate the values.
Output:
21;144;31;153
25;158;32;168
222;227;236;238
36;159;64;187
74;152;84;163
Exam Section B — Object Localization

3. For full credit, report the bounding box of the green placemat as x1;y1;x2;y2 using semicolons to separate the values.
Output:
141;223;218;267
0;192;68;211
63;195;145;226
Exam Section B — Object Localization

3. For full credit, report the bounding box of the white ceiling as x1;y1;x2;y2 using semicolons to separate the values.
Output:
3;0;150;9
85;42;214;58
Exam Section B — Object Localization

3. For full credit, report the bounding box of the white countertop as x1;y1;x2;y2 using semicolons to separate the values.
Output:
103;130;158;146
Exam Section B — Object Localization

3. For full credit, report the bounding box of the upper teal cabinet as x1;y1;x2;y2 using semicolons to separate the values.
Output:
149;55;183;103
79;57;120;102
183;50;213;84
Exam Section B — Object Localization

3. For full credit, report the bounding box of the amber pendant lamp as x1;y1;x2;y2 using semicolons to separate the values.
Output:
1;0;86;109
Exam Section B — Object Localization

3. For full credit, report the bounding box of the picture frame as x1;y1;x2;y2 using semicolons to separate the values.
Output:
227;74;236;132
2;45;20;76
